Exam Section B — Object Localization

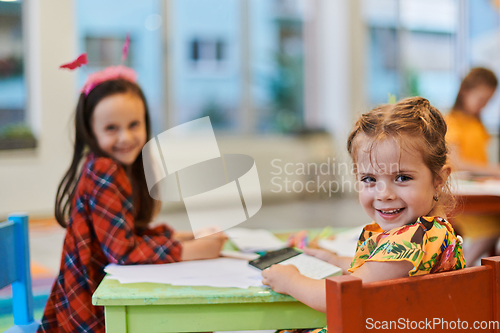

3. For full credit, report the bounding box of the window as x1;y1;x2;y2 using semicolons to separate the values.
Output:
85;36;133;68
76;0;164;135
468;0;500;132
76;0;306;134
363;0;500;129
172;0;305;133
252;0;305;133
0;1;35;150
363;0;460;110
189;38;226;64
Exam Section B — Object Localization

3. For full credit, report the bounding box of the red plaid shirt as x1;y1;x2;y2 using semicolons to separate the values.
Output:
38;154;182;333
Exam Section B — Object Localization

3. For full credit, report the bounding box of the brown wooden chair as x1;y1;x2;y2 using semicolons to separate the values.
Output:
326;257;500;332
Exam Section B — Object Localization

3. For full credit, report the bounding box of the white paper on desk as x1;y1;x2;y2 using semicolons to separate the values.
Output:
220;250;260;261
318;226;363;257
452;178;500;196
225;228;286;253
105;258;264;289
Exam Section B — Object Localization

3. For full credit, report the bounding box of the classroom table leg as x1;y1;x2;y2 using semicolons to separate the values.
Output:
105;306;127;333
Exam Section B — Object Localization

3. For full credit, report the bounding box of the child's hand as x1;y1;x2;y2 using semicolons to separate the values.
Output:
303;247;337;264
262;264;301;294
287;230;309;249
199;232;228;258
180;232;228;261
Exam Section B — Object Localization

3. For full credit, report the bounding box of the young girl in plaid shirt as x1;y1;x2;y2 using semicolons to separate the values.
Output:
38;63;226;333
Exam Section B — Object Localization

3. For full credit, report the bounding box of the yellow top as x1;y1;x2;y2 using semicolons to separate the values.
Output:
348;216;466;276
445;110;490;166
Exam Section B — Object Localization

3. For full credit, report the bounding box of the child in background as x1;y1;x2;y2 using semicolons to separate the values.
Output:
262;97;466;330
38;62;226;333
445;67;500;265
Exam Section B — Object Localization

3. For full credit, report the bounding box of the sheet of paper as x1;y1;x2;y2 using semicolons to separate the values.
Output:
279;253;342;279
225;228;286;253
220;250;260;261
318;226;363;257
105;258;264;289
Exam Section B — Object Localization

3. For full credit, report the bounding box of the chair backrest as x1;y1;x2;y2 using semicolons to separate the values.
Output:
0;213;35;326
326;257;500;333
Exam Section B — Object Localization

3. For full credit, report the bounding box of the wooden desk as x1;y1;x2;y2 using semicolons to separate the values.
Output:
453;195;500;215
451;178;500;215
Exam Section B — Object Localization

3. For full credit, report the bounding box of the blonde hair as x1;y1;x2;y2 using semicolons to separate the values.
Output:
347;97;453;212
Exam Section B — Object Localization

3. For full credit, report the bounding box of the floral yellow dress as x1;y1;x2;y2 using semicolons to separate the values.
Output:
348;216;466;275
278;216;466;333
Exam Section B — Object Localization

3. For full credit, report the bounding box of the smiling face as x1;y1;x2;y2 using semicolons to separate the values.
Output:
91;92;147;166
356;137;440;231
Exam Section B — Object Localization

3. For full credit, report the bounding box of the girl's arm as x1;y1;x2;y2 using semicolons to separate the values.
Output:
89;159;223;264
180;232;228;261
262;259;414;313
303;247;415;281
173;230;195;241
303;247;353;274
350;260;414;283
262;265;327;313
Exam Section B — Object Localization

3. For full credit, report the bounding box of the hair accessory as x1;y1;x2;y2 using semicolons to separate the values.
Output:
122;33;131;62
60;53;88;70
81;65;137;96
59;34;137;96
433;194;439;202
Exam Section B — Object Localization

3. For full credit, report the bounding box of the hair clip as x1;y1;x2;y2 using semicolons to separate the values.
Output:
122;33;130;62
60;53;88;70
59;34;137;96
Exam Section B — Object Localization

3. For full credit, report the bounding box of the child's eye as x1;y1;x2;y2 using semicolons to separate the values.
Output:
360;176;376;183
105;125;118;131
129;121;140;128
396;174;412;182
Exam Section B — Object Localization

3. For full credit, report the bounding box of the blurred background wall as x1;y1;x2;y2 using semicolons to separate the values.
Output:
0;0;499;218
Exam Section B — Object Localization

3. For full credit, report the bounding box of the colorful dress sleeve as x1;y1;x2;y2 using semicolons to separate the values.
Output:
86;157;182;265
348;216;466;276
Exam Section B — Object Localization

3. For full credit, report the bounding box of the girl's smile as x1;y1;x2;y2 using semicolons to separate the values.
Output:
376;208;405;220
356;137;441;232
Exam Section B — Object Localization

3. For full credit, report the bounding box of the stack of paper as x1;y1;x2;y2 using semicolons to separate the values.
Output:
318;226;363;257
225;228;286;253
105;258;264;289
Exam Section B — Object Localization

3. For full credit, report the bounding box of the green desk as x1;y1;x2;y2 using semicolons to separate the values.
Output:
92;229;340;333
93;278;326;333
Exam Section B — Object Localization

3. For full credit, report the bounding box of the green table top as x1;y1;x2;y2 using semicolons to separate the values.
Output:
93;277;294;306
93;228;347;307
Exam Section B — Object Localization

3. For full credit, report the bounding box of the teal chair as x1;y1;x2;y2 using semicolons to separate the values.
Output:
0;213;40;332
